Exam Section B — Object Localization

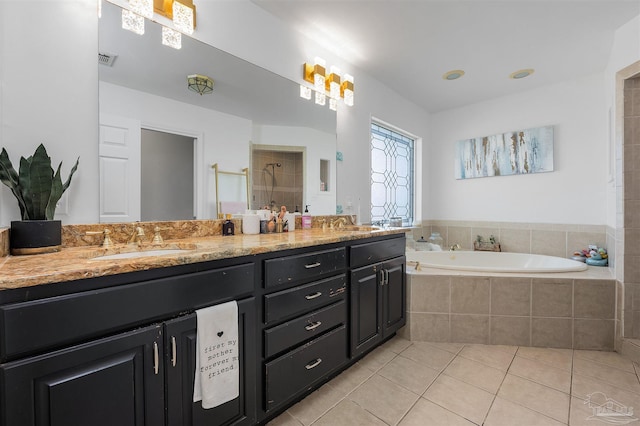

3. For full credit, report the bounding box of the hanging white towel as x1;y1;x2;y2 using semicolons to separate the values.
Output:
193;301;239;409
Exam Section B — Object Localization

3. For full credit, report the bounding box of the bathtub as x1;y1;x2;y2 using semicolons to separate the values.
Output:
406;250;588;273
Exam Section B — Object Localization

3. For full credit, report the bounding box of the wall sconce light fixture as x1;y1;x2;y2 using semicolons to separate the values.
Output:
187;74;214;95
118;0;196;49
302;57;354;110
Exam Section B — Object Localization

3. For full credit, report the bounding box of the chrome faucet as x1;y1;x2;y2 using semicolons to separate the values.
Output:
449;243;461;251
330;217;347;230
128;226;146;246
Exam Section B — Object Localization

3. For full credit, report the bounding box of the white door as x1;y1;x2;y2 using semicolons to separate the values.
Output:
99;114;141;223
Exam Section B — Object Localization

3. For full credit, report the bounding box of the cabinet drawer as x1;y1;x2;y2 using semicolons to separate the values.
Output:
264;275;346;324
264;325;347;411
264;247;346;288
350;236;406;268
264;300;346;358
0;263;255;362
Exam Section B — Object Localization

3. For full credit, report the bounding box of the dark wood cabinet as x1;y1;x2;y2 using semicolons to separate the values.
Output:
349;236;406;359
0;261;257;426
0;232;407;426
260;245;349;420
1;324;165;426
164;298;256;426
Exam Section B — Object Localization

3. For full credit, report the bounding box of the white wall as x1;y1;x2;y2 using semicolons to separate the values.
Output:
252;124;336;215
100;82;252;219
0;1;98;226
427;72;608;225
175;0;432;224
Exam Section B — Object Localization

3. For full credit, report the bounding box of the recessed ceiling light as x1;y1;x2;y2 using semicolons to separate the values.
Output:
443;70;465;80
510;69;534;79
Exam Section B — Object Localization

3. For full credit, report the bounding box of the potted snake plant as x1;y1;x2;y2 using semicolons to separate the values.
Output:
0;144;79;255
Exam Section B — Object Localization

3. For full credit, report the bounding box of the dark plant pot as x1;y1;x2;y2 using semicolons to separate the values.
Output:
10;220;62;255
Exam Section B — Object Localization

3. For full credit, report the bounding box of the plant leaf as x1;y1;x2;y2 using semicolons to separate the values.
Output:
18;156;33;220
46;164;63;220
61;157;79;193
0;148;27;219
27;144;54;220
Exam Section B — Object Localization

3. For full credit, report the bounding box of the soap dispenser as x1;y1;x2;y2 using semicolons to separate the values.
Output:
302;205;312;229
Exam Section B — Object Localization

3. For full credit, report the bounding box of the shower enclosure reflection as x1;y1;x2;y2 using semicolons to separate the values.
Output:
252;149;304;211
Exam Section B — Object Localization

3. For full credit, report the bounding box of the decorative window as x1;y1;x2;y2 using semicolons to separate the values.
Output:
370;122;414;225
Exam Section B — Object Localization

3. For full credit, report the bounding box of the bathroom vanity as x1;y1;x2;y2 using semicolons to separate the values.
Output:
0;227;406;426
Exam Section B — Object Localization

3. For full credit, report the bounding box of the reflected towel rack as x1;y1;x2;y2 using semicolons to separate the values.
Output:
212;163;250;218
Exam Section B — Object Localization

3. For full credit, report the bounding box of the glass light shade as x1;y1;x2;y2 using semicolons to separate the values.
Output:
173;1;194;35
122;9;144;35
129;0;153;19
162;27;182;49
187;74;214;95
328;66;341;99
300;85;312;100
313;57;326;93
315;91;326;106
343;73;354;106
329;97;338;111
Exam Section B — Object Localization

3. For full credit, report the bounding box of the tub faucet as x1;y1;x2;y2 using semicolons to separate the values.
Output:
449;243;461;251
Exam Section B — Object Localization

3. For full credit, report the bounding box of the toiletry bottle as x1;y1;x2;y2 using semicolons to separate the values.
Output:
302;205;312;229
223;214;235;236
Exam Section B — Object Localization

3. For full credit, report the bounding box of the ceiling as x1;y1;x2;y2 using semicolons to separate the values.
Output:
253;0;640;113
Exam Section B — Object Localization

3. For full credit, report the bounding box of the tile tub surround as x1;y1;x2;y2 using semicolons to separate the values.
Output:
269;336;640;426
411;220;608;261
402;272;617;350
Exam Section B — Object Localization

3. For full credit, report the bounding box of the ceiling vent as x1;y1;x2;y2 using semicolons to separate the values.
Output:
98;52;117;67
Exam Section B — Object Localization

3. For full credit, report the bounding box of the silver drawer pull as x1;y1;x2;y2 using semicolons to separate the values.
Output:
305;321;322;331
171;336;177;367
305;291;322;300
304;262;321;269
153;342;159;375
305;358;322;370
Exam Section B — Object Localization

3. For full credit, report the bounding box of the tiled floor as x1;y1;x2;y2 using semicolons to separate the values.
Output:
267;337;640;426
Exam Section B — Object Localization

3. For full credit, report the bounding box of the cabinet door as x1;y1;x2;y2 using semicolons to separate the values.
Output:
350;264;383;358
0;324;164;426
382;256;406;338
164;298;256;426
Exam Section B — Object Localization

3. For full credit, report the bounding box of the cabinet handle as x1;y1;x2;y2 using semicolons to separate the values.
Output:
384;269;390;286
304;262;321;269
153;342;159;375
305;291;322;300
379;269;385;285
305;358;323;370
171;336;177;367
305;321;322;331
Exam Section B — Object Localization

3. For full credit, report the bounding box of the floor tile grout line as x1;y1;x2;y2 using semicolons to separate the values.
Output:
568;348;575;426
480;345;519;425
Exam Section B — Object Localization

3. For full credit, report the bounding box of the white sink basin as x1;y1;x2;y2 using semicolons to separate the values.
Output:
91;249;193;260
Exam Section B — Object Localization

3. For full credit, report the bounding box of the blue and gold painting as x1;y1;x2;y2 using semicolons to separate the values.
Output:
455;126;554;179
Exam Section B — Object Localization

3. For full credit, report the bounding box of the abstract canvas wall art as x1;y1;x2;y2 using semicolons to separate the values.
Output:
455;126;554;179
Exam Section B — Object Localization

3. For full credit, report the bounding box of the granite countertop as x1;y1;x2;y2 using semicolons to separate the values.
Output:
0;227;407;291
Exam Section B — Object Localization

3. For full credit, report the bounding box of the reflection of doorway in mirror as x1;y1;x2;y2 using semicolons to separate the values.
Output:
252;150;303;211
141;129;195;221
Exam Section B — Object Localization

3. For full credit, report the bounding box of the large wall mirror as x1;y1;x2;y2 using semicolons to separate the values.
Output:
98;0;337;222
